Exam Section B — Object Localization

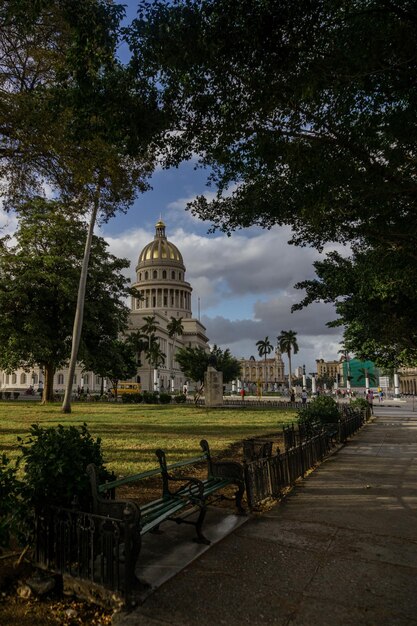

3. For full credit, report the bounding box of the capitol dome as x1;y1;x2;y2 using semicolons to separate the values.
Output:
132;219;192;319
137;220;184;268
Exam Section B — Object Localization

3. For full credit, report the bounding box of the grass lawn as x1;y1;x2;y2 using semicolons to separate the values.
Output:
0;401;297;476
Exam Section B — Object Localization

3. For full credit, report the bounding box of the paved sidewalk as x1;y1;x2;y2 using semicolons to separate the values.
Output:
114;408;417;625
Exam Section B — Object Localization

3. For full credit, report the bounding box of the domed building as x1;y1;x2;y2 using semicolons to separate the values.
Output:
129;220;209;391
0;220;208;397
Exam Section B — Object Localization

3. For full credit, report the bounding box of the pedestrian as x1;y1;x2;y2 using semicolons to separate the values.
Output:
240;388;246;401
366;389;374;415
290;389;295;403
301;388;308;404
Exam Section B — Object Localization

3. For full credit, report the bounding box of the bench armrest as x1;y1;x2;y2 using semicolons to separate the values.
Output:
94;498;141;523
165;474;205;502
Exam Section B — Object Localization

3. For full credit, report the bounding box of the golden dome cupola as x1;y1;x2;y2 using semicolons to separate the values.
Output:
133;220;191;318
137;220;184;268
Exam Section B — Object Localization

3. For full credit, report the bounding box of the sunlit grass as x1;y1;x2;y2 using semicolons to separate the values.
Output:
0;401;297;476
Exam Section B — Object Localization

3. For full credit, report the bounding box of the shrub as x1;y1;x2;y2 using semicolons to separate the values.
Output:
121;392;142;404
350;398;369;411
159;393;172;404
0;391;2;400
298;395;340;425
142;391;159;404
174;393;186;403
0;454;28;549
13;392;20;400
17;423;110;511
4;392;11;399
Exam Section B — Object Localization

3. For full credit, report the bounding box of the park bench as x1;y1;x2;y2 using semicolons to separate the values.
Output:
87;439;245;587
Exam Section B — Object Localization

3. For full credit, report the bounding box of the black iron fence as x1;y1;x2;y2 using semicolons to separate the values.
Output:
34;505;139;606
244;409;365;509
33;408;367;605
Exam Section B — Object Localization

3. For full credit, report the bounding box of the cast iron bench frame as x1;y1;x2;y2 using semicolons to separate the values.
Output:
87;439;245;588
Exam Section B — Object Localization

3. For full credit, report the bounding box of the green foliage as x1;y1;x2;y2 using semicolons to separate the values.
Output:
0;201;135;401
176;344;241;383
350;398;369;412
142;391;160;404
121;393;143;404
0;454;27;549
159;392;172;404
297;396;340;425
294;246;417;367
17;423;109;510
133;1;417;366
174;393;186;403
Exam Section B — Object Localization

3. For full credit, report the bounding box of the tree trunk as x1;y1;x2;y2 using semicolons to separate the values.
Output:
62;196;99;413
42;363;55;404
288;352;292;390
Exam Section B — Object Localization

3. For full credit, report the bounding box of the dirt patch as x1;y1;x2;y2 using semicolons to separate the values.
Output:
0;554;113;626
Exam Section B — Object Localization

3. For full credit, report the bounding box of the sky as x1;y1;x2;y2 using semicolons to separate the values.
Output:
96;0;346;375
0;0;346;377
98;157;345;374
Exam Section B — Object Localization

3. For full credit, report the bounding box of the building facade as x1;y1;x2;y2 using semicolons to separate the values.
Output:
129;219;209;391
0;220;209;395
239;350;285;392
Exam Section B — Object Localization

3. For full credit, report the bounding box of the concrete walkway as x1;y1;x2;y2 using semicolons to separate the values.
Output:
114;406;417;625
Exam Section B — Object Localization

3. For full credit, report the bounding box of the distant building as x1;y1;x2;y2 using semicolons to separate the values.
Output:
240;350;285;391
398;367;417;394
316;358;344;384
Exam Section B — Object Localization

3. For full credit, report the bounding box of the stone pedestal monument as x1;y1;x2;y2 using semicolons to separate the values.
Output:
204;366;223;407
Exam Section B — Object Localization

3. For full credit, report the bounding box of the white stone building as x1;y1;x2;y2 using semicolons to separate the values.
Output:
0;220;209;395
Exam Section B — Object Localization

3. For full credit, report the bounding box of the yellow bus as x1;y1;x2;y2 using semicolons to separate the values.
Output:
112;382;141;395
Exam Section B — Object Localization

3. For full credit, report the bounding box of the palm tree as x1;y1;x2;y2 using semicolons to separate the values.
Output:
167;316;184;391
277;330;299;390
358;367;376;391
141;316;159;390
146;338;166;390
256;337;273;391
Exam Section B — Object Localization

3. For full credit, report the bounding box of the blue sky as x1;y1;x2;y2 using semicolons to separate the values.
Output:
100;159;345;374
98;1;345;374
0;1;345;376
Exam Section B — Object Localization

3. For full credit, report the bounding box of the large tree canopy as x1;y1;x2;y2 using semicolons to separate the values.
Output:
176;345;241;384
132;0;417;252
131;0;417;367
0;199;135;402
293;244;417;368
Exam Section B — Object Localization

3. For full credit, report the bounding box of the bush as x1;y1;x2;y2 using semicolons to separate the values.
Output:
4;392;11;400
298;395;340;425
13;392;20;400
17;422;110;511
121;392;142;404
159;393;172;404
174;393;187;403
350;398;369;411
142;391;159;404
0;454;28;550
0;391;2;400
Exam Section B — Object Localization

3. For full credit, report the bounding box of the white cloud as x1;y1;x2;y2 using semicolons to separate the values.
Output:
102;221;346;373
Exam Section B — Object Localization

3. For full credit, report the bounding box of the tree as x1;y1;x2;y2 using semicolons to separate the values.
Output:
357;368;377;390
255;337;273;390
0;199;134;402
167;317;184;388
132;1;417;365
133;1;417;250
141;316;160;390
277;331;299;390
293;244;417;368
176;345;241;385
0;2;169;413
82;337;138;399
